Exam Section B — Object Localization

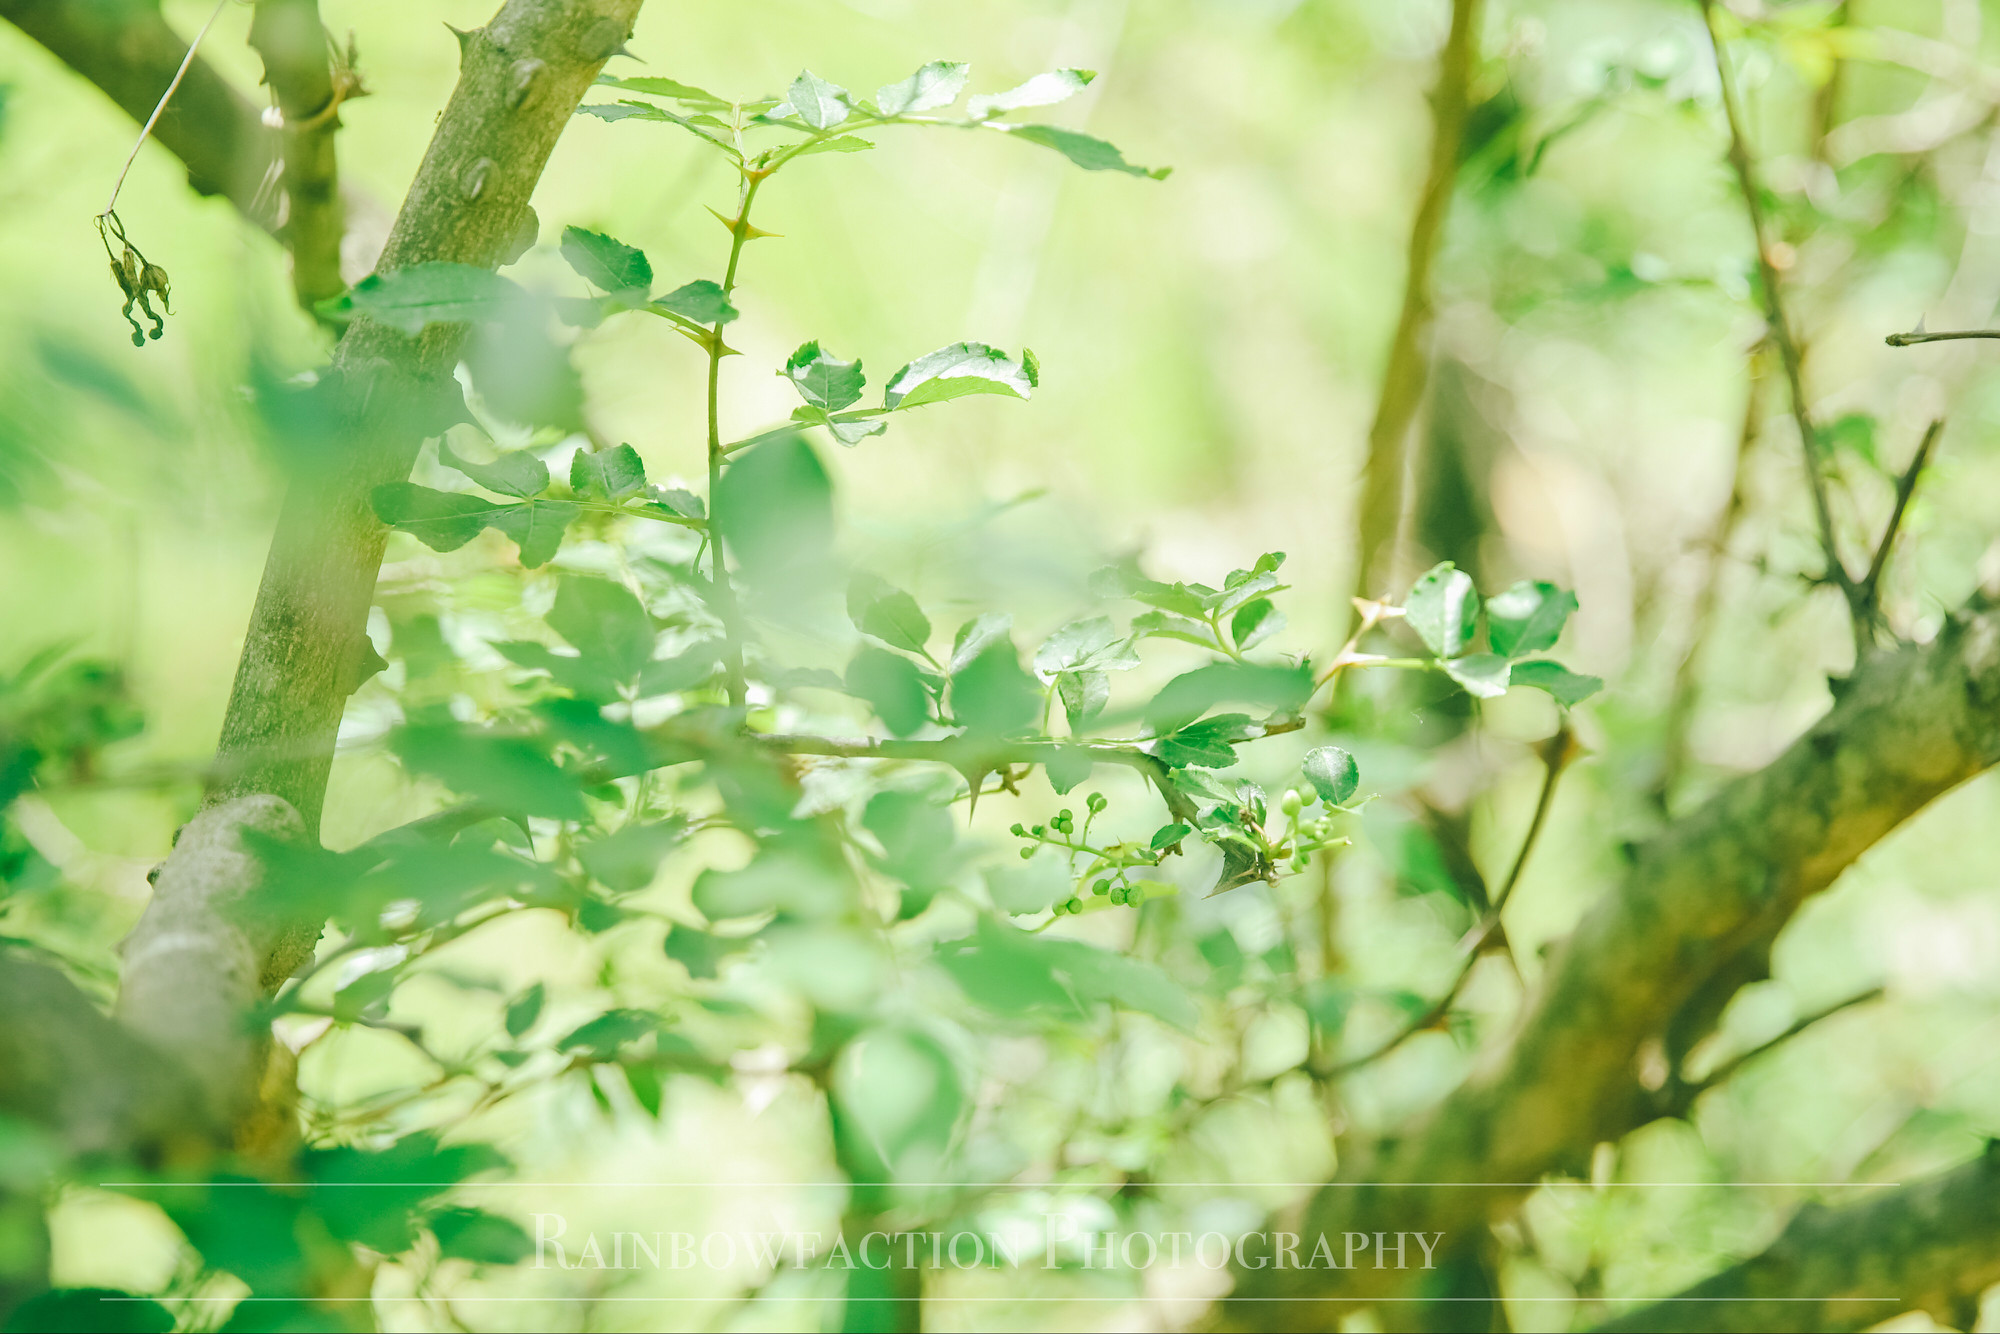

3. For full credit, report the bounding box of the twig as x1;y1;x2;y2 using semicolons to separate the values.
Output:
1886;327;2000;346
1325;726;1576;1077
1700;0;1863;633
100;0;229;218
1679;985;1884;1102
1857;418;1945;626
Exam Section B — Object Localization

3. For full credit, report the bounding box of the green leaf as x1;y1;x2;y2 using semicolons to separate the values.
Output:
1405;561;1478;658
559;226;653;298
597;74;733;109
1150;821;1191;850
654;279;737;326
876;60;970;115
999;123;1171;179
713;433;835;579
429;1207;533;1266
1231;598;1284;651
547;576;654;685
320;262;518;333
1131;609;1219;649
1153;712;1255;769
984;853;1068;915
951;637;1039;736
1143;661;1315;733
391;723;585;819
1043;937;1198;1029
784;341;866;411
787;69;851;129
504;983;543;1038
569;443;648;502
1485;581;1578;659
847;573;932;654
578;819;687;893
832;1028;963;1182
949;613;1012;674
884;342;1035;409
485;498;577;569
1301;746;1359;805
371;483;508;551
2;1289;174;1333
1044;742;1093;794
846;647;929;736
556;1009;658;1057
1509;659;1603;706
968;68;1094;120
438;439;549;499
1034;616;1139;676
1443;653;1511;699
664;923;737;979
791;135;875;158
864;790;958;918
1056;670;1109;731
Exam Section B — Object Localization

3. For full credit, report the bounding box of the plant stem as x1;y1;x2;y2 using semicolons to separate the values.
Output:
704;168;764;708
1700;0;1861;633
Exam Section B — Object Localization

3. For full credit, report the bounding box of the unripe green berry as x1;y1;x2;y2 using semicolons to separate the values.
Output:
1064;896;1085;915
1092;878;1111;896
1109;885;1127;905
1057;808;1073;824
1020;846;1035;860
1031;824;1046;836
1087;792;1108;813
1010;822;1027;837
1280;789;1303;816
1052;898;1068;915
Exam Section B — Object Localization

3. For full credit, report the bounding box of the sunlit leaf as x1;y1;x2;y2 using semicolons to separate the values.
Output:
999;122;1171;179
1405;561;1478;658
784;341;865;411
884;343;1035;409
968;68;1094;120
1486;581;1577;659
438;439;549;499
559;226;653;298
570;443;648;502
787;69;851;129
1301;745;1359;805
875;60;970;115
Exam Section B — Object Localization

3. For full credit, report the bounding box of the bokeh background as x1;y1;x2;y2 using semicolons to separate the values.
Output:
7;0;2000;1329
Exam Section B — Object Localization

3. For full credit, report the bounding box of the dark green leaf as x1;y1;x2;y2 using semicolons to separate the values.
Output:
1150;821;1191;850
559;226;652;297
1231;598;1284;651
884;343;1035;409
570;443;648;502
486;499;578;568
875;61;969;115
1143;661;1315;733
438;439;549;499
949;613;1012;674
847;573;932;653
784;341;866;411
597;74;732;109
556;1009;658;1058
714;434;835;580
391;723;585;820
1000;123;1171;179
1056;670;1108;731
968;68;1094;120
1153;713;1255;769
1485;581;1577;658
664;923;739;979
504;983;543;1038
579;819;688;893
1131;609;1219;649
2;1289;172;1333
319;262;518;333
547;576;654;684
1404;562;1478;658
847;647;929;736
371;483;508;552
1509;659;1603;706
1301;746;1359;805
429;1207;533;1266
653;279;737;326
950;638;1039;736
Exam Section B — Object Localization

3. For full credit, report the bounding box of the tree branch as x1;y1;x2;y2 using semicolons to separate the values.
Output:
1218;602;2000;1326
1857;418;1944;625
0;0;275;225
248;0;353;310
1595;1144;2000;1333
208;0;643;898
1699;0;1862;634
1352;0;1481;598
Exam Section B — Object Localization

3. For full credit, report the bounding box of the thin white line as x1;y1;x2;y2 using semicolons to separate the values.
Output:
113;1296;1903;1304
102;0;232;215
94;1184;1896;1192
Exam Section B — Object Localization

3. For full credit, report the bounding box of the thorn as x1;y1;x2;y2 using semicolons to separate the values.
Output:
1914;314;1928;335
704;206;782;240
446;24;478;57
